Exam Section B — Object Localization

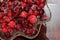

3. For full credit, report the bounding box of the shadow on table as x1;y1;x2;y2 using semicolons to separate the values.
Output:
14;25;49;40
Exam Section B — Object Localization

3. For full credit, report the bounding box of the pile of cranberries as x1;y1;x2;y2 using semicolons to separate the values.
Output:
0;0;48;39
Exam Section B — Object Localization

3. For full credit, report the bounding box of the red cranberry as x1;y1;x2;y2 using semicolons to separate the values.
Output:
39;9;44;15
33;11;39;16
9;0;15;2
15;8;20;13
8;1;12;6
32;27;37;35
28;23;33;28
28;15;37;23
28;9;34;15
7;9;12;17
40;14;48;21
5;32;11;38
28;0;33;6
40;0;46;3
25;29;31;35
20;11;28;18
1;23;7;28
0;12;3;18
39;3;45;8
20;2;26;8
31;5;38;10
15;24;22;31
7;27;12;32
35;0;40;5
8;21;16;28
2;28;7;33
3;16;10;22
13;1;18;6
22;0;27;2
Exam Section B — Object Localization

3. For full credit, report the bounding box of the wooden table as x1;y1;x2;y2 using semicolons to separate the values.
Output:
14;4;60;40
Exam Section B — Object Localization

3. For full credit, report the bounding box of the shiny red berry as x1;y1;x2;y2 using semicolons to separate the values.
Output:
3;16;10;22
28;15;37;23
25;29;31;35
20;11;28;18
8;21;15;28
2;28;7;33
0;12;3;18
8;1;12;6
40;14;48;21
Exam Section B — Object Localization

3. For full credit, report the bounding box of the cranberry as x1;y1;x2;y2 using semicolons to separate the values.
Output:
13;1;18;6
3;16;10;22
32;27;37;35
1;23;7;28
28;23;33;28
35;0;40;5
2;28;7;33
28;9;34;15
28;0;33;6
31;5;38;10
5;32;11;38
0;12;3;18
40;0;46;3
22;0;27;3
20;2;26;8
15;7;20;13
40;14;48;21
15;24;22;31
9;0;15;2
39;3;45;8
28;15;37;23
7;9;12;17
7;27;12;32
25;29;31;35
39;9;44;15
33;11;39;16
8;1;12;6
8;21;16;28
20;11;28;18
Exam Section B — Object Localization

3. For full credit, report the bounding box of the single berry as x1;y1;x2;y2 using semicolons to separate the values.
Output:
28;15;37;23
20;11;28;18
8;21;16;28
40;14;48;21
3;16;10;22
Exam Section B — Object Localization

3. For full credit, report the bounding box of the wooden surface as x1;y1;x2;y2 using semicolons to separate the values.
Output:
14;4;60;40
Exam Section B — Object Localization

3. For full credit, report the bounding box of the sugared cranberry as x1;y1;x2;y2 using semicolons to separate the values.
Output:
20;11;28;18
28;15;37;23
8;21;16;28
